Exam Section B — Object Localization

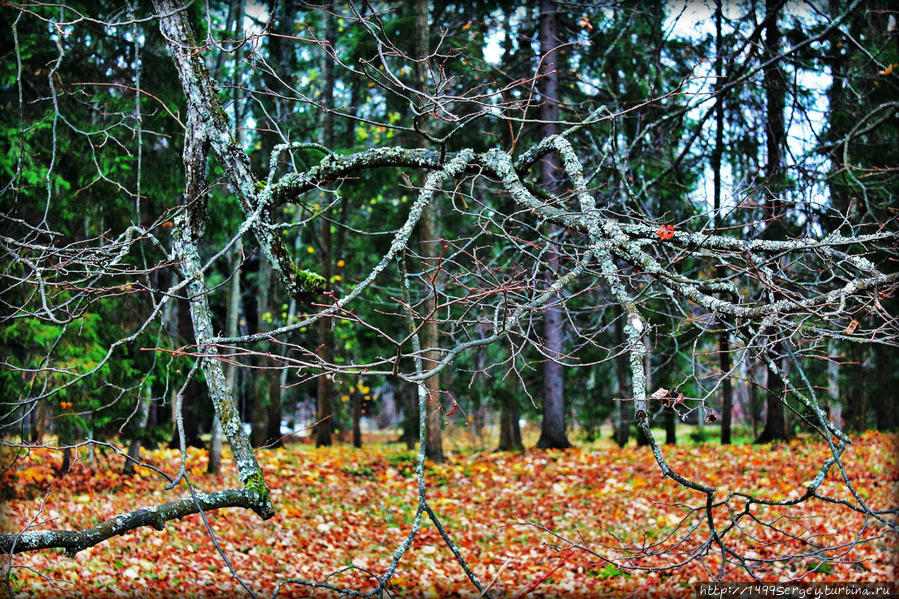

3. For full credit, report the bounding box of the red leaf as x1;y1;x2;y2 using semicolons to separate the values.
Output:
656;224;675;240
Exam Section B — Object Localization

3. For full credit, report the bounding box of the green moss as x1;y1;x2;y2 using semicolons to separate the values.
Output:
293;266;326;293
244;471;268;500
243;471;273;519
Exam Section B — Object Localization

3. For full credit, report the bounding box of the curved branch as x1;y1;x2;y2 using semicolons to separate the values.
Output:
0;488;257;557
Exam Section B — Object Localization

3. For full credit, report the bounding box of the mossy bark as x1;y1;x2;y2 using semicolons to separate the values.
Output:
156;0;273;520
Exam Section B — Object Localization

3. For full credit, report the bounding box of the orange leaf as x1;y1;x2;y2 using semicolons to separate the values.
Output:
656;224;675;240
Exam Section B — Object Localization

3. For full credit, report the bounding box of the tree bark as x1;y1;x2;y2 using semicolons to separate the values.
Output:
265;378;283;448
152;0;323;304
713;1;735;446
664;405;677;445
58;432;73;475
208;244;240;473
352;392;362;448
636;337;652;447
209;0;247;468
154;0;273;519
755;0;790;444
613;307;630;447
871;347;896;431
749;360;762;438
169;300;205;450
315;2;337;447
252;254;281;448
496;387;523;452
535;0;571;451
755;360;789;443
1;488;265;556
123;393;152;476
415;0;445;462
719;332;734;444
397;382;420;450
842;343;868;431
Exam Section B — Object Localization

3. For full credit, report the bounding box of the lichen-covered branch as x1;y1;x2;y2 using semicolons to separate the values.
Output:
0;488;259;556
153;0;275;522
153;0;323;302
170;211;273;519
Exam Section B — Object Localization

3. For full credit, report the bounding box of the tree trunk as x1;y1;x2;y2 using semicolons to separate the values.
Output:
257;253;282;448
713;1;735;446
352;392;362;448
208;243;240;473
754;0;790;444
414;0;445;463
251;375;267;447
315;2;337;448
636;338;652;447
763;0;787;239
496;388;523;452
169;361;205;449
58;423;73;474
207;0;247;468
471;400;488;451
755;359;790;443
397;383;420;450
613;307;630;447
207;401;223;473
719;334;734;445
824;0;852;233
167;294;205;450
535;0;571;451
419;207;445;462
664;406;676;445
59;447;72;474
749;360;761;438
31;400;50;444
842;343;868;431
252;253;277;448
871;346;896;431
123;393;151;476
155;0;274;519
265;380;282;448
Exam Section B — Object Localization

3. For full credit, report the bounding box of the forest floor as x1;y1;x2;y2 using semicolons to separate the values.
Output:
1;431;896;598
